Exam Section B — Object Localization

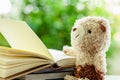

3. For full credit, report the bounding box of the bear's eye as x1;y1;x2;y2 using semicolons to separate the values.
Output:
73;28;77;32
87;30;91;34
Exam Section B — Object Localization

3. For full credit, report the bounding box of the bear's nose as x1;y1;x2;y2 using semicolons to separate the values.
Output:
73;28;77;32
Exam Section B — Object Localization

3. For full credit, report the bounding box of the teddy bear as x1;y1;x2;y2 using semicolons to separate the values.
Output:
63;16;111;80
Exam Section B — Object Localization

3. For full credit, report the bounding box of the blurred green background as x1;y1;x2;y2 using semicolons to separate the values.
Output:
0;0;120;75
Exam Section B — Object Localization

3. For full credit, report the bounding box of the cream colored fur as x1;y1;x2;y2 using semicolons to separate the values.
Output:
63;16;111;80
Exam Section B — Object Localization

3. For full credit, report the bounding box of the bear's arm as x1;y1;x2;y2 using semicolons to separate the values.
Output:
94;54;106;73
63;45;78;57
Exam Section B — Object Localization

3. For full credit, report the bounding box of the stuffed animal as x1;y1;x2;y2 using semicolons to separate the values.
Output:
63;16;111;80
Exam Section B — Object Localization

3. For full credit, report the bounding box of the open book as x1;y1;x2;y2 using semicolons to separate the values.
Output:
0;19;75;80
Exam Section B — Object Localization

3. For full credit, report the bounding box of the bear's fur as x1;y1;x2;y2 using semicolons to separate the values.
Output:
63;16;111;80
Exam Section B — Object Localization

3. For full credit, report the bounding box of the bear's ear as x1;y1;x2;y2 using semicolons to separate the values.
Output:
98;20;106;32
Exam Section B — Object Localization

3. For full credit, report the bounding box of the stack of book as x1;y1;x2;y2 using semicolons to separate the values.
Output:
0;19;75;80
17;67;74;80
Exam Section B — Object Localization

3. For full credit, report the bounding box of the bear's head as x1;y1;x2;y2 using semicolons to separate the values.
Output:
71;17;110;55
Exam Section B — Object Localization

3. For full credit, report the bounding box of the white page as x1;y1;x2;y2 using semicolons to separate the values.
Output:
0;19;53;60
48;49;74;62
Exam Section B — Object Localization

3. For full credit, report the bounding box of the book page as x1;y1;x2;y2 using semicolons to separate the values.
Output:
0;52;48;66
0;62;49;78
48;49;74;62
0;19;53;61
